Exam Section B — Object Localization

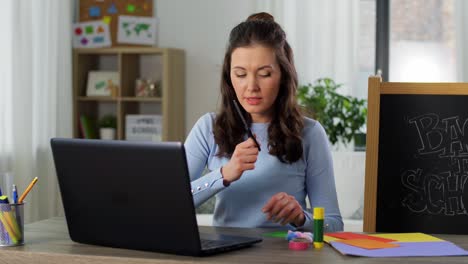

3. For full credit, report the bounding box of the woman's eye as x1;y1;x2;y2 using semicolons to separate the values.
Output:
236;74;246;78
259;72;271;77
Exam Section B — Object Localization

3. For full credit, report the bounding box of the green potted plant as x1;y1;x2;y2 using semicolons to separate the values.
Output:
98;115;117;140
297;78;367;150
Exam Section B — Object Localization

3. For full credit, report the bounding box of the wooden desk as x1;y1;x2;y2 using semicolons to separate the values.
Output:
1;217;468;264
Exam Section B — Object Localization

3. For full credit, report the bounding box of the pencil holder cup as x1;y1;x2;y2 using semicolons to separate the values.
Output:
0;203;24;246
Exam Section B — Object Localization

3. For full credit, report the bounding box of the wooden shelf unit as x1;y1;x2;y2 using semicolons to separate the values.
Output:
73;47;185;141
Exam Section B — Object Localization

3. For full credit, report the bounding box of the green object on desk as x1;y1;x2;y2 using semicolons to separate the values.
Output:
263;230;288;238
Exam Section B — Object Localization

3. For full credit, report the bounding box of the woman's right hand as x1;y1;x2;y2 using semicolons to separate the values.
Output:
221;137;259;184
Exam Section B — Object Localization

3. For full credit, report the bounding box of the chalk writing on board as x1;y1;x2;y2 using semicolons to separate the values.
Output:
401;113;468;216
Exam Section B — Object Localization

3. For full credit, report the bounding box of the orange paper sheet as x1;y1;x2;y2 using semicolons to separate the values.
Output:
336;239;399;250
326;232;396;243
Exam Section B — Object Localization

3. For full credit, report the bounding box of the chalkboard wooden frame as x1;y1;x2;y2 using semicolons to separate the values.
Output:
363;76;468;232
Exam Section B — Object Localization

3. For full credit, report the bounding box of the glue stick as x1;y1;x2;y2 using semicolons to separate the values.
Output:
313;207;324;249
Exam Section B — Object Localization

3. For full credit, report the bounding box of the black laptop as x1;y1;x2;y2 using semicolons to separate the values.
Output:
50;138;262;256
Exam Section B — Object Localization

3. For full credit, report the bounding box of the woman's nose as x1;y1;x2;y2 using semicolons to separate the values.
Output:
246;76;260;92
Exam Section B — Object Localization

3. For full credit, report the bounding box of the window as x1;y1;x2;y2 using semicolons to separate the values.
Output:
380;0;457;82
357;0;377;99
391;0;456;81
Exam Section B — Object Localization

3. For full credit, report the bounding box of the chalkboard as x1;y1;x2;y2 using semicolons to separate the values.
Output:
363;77;468;234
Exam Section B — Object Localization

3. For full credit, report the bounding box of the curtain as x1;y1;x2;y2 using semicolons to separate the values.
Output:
455;0;468;82
0;0;73;223
0;1;14;178
255;0;360;96
254;1;364;218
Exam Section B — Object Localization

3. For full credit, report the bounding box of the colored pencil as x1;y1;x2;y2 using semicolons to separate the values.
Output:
18;177;38;203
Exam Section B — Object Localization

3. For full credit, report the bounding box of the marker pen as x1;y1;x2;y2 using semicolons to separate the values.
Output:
232;100;261;151
313;207;324;249
12;185;18;204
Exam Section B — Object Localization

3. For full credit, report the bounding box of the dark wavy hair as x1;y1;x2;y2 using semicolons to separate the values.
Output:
213;12;304;163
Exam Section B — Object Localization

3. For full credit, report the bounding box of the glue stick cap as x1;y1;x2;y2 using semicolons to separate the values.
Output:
313;207;324;219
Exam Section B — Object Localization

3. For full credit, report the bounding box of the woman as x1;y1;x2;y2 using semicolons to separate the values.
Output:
185;12;343;232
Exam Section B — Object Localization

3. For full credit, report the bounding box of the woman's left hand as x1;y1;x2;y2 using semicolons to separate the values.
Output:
262;192;305;226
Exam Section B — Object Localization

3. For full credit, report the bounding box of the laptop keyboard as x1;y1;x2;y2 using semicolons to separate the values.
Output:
201;239;236;249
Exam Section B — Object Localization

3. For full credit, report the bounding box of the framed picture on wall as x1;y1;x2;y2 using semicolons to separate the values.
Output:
86;71;119;96
117;15;157;46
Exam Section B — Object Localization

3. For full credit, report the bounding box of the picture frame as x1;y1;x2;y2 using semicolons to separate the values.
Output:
86;71;119;97
72;21;111;48
117;15;158;46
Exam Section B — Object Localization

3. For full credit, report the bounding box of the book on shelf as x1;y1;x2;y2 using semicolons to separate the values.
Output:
125;115;162;142
79;115;98;139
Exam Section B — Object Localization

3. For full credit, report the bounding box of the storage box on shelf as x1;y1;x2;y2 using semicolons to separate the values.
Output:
73;47;185;141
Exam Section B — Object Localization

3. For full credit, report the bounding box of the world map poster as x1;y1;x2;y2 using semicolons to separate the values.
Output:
117;15;157;45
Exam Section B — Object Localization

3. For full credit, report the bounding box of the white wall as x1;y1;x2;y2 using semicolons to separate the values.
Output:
155;3;365;224
155;0;256;135
71;2;365;224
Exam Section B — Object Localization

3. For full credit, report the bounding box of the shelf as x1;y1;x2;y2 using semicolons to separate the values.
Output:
77;96;118;102
74;46;167;55
77;96;162;102
73;47;185;141
121;97;162;102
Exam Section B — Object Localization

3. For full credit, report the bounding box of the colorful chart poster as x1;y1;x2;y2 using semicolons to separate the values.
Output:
73;21;111;48
117;15;157;46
